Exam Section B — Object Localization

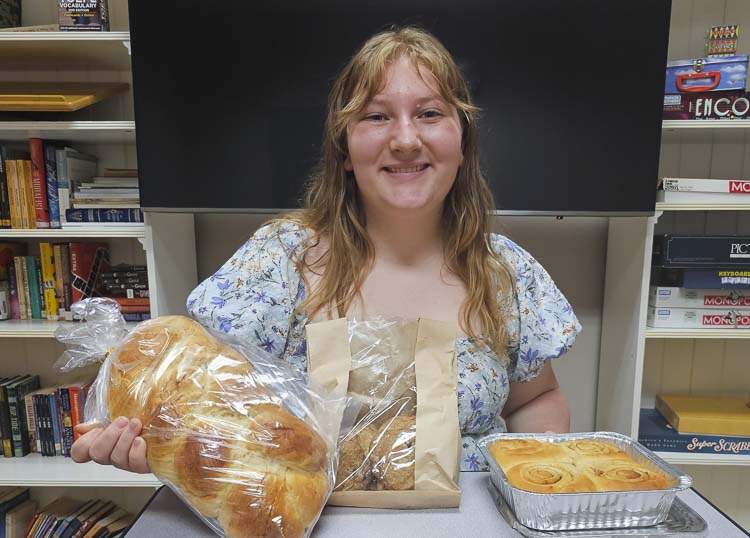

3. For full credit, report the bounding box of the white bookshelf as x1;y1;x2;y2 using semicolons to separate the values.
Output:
656;203;750;212
645;328;750;340
662;119;750;144
0;454;160;487
0;224;144;238
0;0;197;514
0;32;131;70
0;121;136;144
0;319;139;338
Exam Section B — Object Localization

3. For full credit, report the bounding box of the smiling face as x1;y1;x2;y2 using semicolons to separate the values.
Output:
344;55;464;218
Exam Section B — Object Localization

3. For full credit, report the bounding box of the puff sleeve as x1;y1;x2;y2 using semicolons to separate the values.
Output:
493;234;582;383
186;221;306;360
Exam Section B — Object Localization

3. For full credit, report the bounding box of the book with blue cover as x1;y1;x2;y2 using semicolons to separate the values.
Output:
638;408;750;456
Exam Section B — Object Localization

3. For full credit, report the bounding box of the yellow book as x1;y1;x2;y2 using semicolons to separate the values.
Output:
656;394;750;436
21;160;35;230
13;159;30;229
5;160;21;229
39;242;59;320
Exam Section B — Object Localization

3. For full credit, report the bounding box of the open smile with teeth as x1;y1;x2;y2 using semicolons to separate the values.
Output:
384;164;429;173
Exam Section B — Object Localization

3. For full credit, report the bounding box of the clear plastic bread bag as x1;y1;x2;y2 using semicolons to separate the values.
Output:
54;298;350;538
334;318;418;492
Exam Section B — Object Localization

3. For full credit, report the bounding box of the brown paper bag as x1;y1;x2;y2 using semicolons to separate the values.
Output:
306;317;461;509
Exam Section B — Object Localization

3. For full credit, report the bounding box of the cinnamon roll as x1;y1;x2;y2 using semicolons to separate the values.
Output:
504;461;597;494
586;459;672;492
488;438;572;470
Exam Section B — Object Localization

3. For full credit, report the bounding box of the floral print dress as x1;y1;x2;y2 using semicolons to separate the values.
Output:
186;221;581;471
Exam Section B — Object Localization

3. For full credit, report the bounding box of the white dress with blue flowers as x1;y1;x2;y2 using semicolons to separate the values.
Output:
186;221;581;471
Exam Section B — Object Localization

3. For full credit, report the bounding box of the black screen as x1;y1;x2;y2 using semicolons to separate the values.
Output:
128;0;671;214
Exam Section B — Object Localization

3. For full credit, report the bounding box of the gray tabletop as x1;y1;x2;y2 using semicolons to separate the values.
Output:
126;472;749;537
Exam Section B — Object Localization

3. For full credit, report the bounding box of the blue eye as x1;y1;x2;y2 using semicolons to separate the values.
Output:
420;110;442;119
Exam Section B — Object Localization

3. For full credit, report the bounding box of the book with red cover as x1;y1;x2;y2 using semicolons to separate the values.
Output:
28;139;50;229
69;242;110;303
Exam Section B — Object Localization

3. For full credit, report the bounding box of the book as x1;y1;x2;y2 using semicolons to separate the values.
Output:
58;0;110;32
66;501;114;538
69;242;110;303
660;177;750;194
101;276;148;286
64;208;143;223
8;375;40;457
48;392;62;456
7;263;19;320
4;159;20;229
23;391;37;454
20;160;35;230
31;498;87;538
56;148;97;224
24;257;42;320
81;507;126;538
639;407;750;456
0;146;10;228
0;488;30;538
28;139;50;229
0;376;22;458
45;142;62;229
53;499;97;538
5;499;36;538
39;243;59;320
54;243;73;314
58;387;73;457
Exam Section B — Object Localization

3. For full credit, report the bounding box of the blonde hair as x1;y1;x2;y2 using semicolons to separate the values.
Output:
274;26;515;358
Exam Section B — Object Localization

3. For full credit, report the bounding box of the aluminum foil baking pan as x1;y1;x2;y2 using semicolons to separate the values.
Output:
487;478;707;537
477;432;693;531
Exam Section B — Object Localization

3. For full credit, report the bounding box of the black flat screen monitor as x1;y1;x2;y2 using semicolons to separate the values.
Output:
128;0;671;215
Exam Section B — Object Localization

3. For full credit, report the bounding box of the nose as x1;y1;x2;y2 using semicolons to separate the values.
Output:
389;117;422;154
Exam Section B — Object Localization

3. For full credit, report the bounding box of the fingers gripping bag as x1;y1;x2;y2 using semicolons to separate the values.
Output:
306;317;462;509
54;298;346;538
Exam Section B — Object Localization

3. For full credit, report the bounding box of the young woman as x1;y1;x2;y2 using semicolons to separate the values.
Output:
71;26;580;474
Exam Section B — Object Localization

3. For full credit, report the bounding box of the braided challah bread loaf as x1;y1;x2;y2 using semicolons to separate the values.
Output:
105;315;331;538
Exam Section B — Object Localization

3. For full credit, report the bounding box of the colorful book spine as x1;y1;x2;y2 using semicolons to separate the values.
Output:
29;139;50;228
59;387;73;457
39;243;59;320
48;393;61;456
69;386;82;443
22;160;36;229
25;256;42;319
19;257;31;319
55;148;69;224
10;376;40;457
44;142;61;228
6;160;21;229
13;160;30;228
0;145;10;228
8;262;20;320
64;208;143;223
24;392;37;454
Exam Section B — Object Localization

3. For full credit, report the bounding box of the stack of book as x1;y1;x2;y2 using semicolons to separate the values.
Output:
649;234;750;329
67;169;142;225
24;497;133;538
0;487;35;538
0;375;91;458
1;241;150;322
657;177;750;204
101;264;151;322
0;139;143;230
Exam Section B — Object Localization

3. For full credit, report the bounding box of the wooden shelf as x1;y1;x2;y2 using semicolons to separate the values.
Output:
0;320;139;338
0;454;160;487
0;32;131;70
656;202;750;212
645;328;750;339
0;121;135;144
0;224;144;239
657;451;750;467
662;119;750;143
